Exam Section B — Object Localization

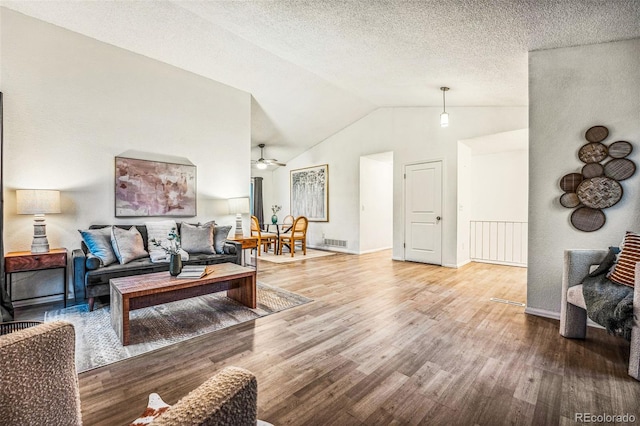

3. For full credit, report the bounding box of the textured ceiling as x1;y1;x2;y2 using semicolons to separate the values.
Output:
2;1;639;165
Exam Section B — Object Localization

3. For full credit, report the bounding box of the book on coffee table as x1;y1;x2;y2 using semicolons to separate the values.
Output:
176;265;214;279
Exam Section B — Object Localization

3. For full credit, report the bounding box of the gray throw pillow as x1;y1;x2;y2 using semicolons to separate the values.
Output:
111;226;148;265
196;221;232;254
211;223;231;254
79;227;117;266
181;222;215;254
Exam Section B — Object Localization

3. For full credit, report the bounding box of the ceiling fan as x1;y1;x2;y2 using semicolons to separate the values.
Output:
252;143;286;169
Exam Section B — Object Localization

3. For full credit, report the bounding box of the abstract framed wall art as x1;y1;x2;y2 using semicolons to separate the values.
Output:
291;164;328;222
115;156;196;217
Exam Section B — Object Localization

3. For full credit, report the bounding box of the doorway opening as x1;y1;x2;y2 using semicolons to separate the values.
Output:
359;152;393;254
457;129;528;267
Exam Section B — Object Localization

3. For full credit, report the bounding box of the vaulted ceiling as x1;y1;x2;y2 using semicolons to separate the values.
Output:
2;1;639;166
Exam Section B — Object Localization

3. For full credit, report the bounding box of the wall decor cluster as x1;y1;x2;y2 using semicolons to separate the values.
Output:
559;125;635;232
291;164;328;222
115;157;196;217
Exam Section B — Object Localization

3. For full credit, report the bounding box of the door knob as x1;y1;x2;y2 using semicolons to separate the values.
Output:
436;216;441;221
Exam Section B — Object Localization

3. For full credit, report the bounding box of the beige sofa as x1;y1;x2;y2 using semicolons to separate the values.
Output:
560;249;639;380
0;321;259;425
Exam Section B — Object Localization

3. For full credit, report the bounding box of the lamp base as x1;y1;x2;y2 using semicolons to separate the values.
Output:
31;239;50;254
234;213;244;239
31;217;51;253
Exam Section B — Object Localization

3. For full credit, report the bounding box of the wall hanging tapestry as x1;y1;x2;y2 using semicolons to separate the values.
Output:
291;164;329;222
115;157;196;217
559;125;635;232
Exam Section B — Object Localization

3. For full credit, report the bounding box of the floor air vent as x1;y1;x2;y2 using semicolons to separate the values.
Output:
324;238;347;248
489;298;525;307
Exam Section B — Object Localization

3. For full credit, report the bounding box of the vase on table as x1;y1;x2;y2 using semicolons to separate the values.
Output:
169;253;182;276
271;215;278;224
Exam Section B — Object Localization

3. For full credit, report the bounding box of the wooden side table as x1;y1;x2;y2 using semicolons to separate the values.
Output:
228;237;258;270
5;248;68;307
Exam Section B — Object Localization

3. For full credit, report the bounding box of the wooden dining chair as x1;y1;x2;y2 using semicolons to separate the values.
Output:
282;215;294;233
251;216;277;256
278;216;308;257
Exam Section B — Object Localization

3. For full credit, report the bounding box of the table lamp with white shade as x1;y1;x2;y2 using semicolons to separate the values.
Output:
16;189;61;253
228;197;250;239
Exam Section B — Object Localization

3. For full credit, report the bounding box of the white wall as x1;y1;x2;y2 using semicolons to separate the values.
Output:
359;152;393;253
528;38;640;317
470;150;528;221
269;106;528;263
1;9;251;302
456;143;472;264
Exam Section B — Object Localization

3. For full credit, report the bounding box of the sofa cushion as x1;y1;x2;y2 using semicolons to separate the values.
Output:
181;222;215;254
608;231;640;287
111;226;148;265
79;228;117;266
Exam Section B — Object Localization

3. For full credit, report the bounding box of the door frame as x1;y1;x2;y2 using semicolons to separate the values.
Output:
402;158;445;264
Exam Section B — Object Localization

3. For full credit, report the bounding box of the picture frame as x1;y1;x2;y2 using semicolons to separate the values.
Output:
290;164;328;222
115;156;196;217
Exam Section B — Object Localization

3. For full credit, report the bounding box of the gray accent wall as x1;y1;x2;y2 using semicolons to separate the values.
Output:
527;38;640;317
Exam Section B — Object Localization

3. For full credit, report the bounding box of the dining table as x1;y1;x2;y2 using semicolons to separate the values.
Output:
264;222;293;254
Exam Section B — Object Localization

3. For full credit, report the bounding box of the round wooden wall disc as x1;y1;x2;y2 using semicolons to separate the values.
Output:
559;173;583;192
576;177;622;209
560;192;580;208
578;142;608;163
571;207;606;232
604;158;636;181
581;162;604;178
585;125;609;143
607;141;633;159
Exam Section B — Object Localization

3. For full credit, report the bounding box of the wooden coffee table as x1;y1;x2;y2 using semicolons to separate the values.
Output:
109;263;256;346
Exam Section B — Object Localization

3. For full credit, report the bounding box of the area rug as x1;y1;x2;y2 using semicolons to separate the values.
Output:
44;282;311;373
258;248;337;263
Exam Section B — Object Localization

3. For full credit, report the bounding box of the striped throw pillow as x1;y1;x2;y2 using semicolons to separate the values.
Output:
607;231;640;287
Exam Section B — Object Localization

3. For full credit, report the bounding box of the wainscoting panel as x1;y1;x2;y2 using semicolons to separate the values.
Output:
470;221;527;267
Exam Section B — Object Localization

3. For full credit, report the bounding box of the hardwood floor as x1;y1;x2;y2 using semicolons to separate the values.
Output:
16;251;639;425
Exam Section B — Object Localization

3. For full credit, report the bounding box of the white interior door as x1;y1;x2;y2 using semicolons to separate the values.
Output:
404;161;443;264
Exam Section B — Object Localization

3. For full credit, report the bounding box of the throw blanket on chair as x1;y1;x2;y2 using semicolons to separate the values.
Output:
582;247;634;341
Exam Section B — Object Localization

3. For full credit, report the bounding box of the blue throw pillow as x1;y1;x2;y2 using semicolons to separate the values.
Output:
79;228;117;266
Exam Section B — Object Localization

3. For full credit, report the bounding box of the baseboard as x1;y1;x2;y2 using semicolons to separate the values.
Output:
12;294;65;308
358;247;392;255
442;263;459;268
307;245;358;255
456;259;471;268
524;306;604;329
471;259;527;268
524;307;560;320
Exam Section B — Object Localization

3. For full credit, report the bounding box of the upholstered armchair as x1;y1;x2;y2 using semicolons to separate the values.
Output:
0;321;262;425
560;249;639;380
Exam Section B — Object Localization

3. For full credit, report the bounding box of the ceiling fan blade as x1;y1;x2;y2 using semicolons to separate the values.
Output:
264;160;287;167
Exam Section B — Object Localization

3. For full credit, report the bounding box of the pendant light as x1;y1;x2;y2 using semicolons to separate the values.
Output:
440;87;450;127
